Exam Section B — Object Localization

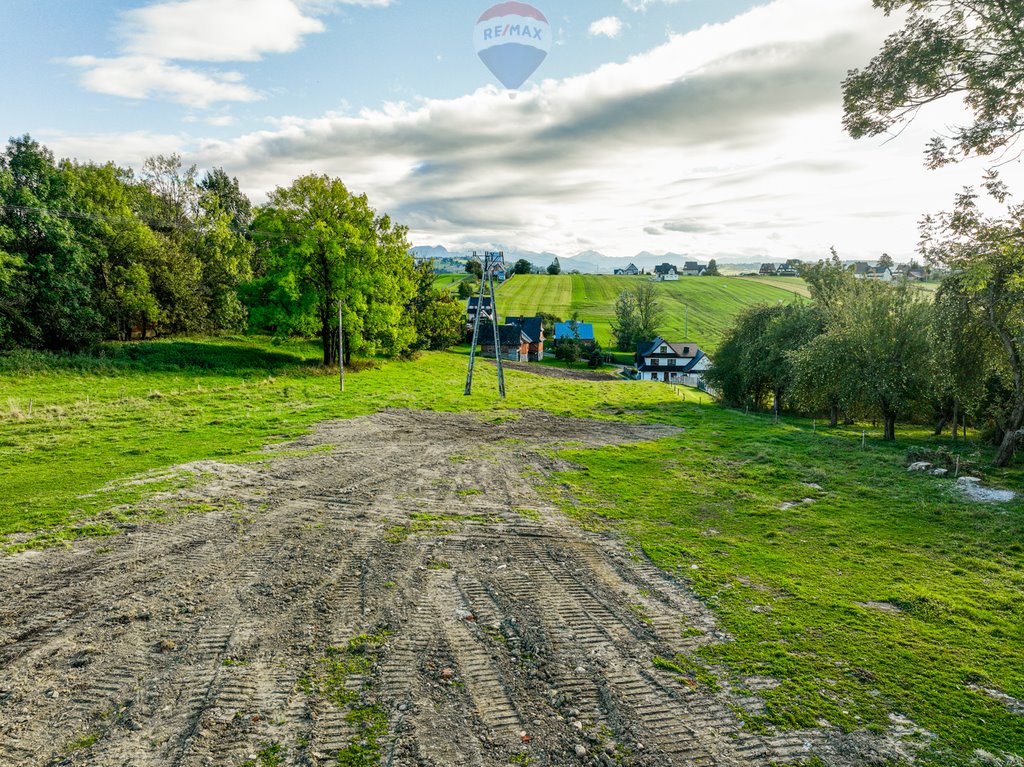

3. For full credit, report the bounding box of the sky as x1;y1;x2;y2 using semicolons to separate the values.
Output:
2;0;1021;262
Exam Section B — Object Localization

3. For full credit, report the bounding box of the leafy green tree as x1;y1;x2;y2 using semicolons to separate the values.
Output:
199;167;252;232
706;303;820;411
703;259;719;276
512;258;532;275
843;1;1024;170
537;311;561;342
929;279;994;437
65;160;163;340
921;188;1024;465
0;135;100;350
554;320;582;367
878;252;894;269
465;258;482;278
456;279;475;299
247;175;416;366
547;257;561;275
408;260;463;351
611;282;663;352
794;281;933;440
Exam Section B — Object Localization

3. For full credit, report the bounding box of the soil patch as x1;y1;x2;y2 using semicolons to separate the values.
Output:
0;410;926;766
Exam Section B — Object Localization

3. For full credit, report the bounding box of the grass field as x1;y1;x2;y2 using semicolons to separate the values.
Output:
432;273;470;292
497;274;805;351
734;275;812;298
1;337;1022;764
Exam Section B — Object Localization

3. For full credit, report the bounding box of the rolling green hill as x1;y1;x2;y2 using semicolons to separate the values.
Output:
496;274;806;352
432;273;470;292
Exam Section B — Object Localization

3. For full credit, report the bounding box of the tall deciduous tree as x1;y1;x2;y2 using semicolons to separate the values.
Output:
611;282;663;352
547;257;561;275
247;175;417;366
0;135;100;350
843;0;1024;169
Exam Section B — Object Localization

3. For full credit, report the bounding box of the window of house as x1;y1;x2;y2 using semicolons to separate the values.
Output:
668;358;676;366
683;346;690;355
659;345;667;353
651;358;659;366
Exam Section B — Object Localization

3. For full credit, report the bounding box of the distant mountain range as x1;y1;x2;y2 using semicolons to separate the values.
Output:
409;245;756;274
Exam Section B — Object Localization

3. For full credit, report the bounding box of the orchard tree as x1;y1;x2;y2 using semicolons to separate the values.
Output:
512;258;532;275
703;259;720;276
843;0;1024;170
705;303;820;412
921;188;1024;465
547;257;561;275
795;281;933;440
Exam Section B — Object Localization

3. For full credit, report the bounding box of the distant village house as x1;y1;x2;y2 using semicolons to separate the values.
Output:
479;322;531;362
853;263;894;282
553;321;596;348
505;316;545;361
654;263;679;281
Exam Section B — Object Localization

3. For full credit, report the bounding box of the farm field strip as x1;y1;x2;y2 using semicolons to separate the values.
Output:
497;275;804;351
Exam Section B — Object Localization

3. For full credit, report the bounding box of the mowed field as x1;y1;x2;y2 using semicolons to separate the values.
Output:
432;273;469;292
497;274;806;351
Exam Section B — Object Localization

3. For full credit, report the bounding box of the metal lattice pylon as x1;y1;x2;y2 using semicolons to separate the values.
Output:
464;251;506;398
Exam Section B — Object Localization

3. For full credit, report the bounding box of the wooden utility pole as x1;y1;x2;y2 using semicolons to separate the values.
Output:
338;300;344;393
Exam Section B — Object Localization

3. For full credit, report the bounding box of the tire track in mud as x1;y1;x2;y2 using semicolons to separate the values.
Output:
0;409;926;767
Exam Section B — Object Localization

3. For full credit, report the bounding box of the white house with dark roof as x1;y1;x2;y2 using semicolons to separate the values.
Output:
853;263;894;282
635;337;711;388
654;263;679;281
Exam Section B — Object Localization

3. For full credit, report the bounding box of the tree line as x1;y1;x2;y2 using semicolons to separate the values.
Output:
706;243;1024;467
0;135;462;364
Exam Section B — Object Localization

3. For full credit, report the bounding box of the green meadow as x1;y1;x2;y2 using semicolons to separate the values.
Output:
497;274;805;351
431;273;470;292
1;337;1022;764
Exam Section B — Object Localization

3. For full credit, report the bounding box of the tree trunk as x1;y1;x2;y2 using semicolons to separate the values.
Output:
321;310;332;367
933;414;948;436
951;400;959;442
829;405;839;428
883;412;897;441
992;323;1023;467
994;399;1024;467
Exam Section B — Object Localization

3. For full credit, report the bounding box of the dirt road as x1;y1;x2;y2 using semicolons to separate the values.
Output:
0;410;921;766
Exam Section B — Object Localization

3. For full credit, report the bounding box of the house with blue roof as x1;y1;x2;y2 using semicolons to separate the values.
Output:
553;321;596;348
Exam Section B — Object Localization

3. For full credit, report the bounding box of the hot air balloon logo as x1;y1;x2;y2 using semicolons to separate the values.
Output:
474;2;551;90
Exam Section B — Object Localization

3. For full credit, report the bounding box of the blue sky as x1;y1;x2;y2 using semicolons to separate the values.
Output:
2;0;1019;261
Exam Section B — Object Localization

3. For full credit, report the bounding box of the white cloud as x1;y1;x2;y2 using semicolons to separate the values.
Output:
51;0;1024;261
589;16;624;38
119;0;325;62
67;0;389;108
66;56;260;107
